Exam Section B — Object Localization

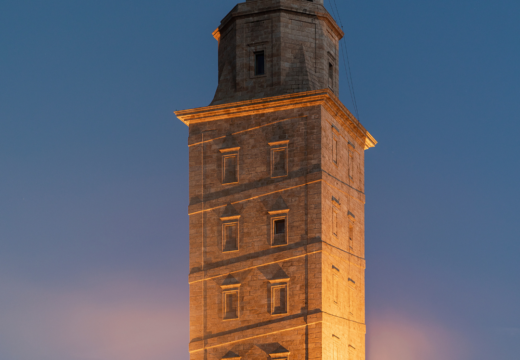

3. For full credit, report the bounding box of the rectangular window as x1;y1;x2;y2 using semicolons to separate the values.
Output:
275;219;285;234
349;278;356;315
271;284;288;314
333;274;339;304
332;136;338;164
348;222;354;250
224;291;239;319
348;151;354;180
332;209;338;237
255;51;265;75
328;63;334;88
271;148;288;178
272;217;287;246
223;222;238;252
223;154;238;184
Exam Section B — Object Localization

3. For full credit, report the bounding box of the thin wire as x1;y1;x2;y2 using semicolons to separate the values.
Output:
332;0;360;119
328;0;356;112
326;0;361;120
341;40;360;120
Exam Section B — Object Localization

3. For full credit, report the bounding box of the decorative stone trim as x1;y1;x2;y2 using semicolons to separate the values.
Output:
268;209;290;215
175;89;377;150
220;214;241;221
268;277;291;284
270;348;290;359
268;140;290;147
219;147;240;153
220;283;241;290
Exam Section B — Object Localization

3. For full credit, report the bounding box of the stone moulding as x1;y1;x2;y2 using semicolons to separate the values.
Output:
270;350;291;359
219;147;241;153
174;89;377;150
268;140;290;147
267;209;290;215
220;214;241;221
268;277;291;284
220;283;241;290
213;1;344;41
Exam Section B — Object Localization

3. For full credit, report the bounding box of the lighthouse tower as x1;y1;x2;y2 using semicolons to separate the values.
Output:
175;1;377;359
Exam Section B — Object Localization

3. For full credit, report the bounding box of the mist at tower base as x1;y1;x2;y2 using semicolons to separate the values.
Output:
0;0;519;360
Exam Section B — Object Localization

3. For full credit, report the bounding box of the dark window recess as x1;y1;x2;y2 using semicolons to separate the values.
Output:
275;219;286;234
272;149;287;177
224;292;238;319
223;223;238;252
223;155;237;184
272;286;287;314
332;137;338;163
255;52;265;75
272;217;287;246
349;223;354;250
328;63;334;88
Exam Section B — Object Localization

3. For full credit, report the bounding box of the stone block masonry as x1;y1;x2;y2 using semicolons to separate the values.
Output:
175;1;376;360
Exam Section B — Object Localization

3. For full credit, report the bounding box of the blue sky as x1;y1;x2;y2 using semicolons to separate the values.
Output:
0;0;519;359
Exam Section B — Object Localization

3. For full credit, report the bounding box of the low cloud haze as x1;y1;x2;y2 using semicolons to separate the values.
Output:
1;0;519;359
0;275;189;360
367;312;469;360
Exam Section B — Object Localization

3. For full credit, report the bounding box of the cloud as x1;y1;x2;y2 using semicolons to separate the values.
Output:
0;275;189;360
367;312;469;360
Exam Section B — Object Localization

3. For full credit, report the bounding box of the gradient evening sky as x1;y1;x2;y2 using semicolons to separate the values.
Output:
1;0;519;359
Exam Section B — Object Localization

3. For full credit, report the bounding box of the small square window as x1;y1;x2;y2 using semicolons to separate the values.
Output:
271;284;288;315
272;217;288;246
255;51;265;76
223;154;238;184
224;291;239;320
223;222;238;252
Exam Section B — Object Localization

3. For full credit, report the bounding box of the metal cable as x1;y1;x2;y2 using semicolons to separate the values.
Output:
326;0;361;120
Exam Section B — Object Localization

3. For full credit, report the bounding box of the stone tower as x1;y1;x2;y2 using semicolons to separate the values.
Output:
175;1;377;359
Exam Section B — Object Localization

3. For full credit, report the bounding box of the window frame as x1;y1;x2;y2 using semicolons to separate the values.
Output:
220;147;240;185
255;51;265;76
269;278;290;316
332;208;338;238
269;140;289;178
328;62;334;89
221;284;241;321
347;211;356;251
269;209;290;247
332;136;338;165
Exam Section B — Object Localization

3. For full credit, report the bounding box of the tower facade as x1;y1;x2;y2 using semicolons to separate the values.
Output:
175;1;376;360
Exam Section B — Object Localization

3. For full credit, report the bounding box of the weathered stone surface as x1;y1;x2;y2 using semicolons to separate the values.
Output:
175;1;377;359
211;0;343;105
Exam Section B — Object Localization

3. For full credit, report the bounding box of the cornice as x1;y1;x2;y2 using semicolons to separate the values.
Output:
214;0;344;40
174;89;377;150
